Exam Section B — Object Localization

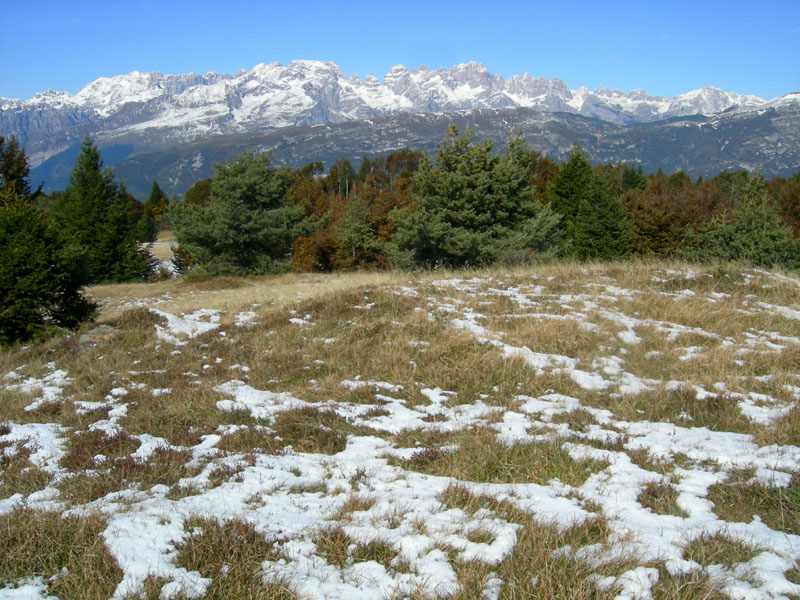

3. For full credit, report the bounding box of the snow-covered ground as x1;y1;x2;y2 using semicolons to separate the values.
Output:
1;266;799;599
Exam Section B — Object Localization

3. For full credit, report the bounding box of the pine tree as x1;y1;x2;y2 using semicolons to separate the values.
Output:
1;187;95;345
0;136;34;199
683;175;799;269
389;126;561;268
171;150;303;274
571;176;634;260
136;210;157;244
621;164;647;191
55;137;152;283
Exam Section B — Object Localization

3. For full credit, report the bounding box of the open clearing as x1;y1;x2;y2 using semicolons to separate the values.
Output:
1;262;799;599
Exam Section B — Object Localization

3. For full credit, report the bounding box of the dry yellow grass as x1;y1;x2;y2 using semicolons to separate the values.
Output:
88;269;414;323
2;259;799;599
148;230;177;262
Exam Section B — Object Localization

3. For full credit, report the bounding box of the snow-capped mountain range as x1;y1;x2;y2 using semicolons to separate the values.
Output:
0;60;783;168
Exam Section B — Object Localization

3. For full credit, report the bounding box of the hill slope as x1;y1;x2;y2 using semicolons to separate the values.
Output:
2;263;800;598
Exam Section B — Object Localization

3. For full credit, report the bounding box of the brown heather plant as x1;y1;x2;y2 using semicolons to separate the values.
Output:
60;429;141;472
216;426;282;454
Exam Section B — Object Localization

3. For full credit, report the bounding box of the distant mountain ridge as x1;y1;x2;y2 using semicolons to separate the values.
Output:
98;100;797;199
0;60;773;167
2;60;798;198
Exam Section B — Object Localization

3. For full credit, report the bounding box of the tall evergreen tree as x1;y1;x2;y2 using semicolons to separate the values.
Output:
547;146;594;228
0;136;35;199
547;147;633;258
1;182;95;345
621;164;647;191
389;126;561;268
171;150;303;274
571;176;634;260
55;137;152;282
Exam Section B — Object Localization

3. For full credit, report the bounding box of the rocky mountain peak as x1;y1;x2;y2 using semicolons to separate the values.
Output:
1;60;780;170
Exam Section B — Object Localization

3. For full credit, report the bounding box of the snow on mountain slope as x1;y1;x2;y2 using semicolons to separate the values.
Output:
1;60;775;167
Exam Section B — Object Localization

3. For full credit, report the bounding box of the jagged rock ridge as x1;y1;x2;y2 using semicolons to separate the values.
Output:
1;60;771;168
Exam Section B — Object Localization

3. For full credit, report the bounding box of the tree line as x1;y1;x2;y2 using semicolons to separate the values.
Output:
2;128;799;345
171;124;799;273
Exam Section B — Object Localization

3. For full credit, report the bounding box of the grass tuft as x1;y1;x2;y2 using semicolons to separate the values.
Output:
401;428;605;486
683;531;764;568
638;481;688;517
175;517;295;599
0;509;122;599
707;471;800;535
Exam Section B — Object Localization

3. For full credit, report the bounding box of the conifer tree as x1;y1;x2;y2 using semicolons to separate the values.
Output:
389;126;561;268
547;146;594;228
683;174;799;269
144;180;169;220
55;137;152;282
571;176;634;260
1;187;95;345
0;136;35;199
171;150;303;274
547;147;633;258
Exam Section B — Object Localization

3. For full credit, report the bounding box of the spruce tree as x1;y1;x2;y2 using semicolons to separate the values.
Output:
55;137;152;282
547;147;633;259
547;146;594;228
683;175;799;269
389;126;561;268
171;150;303;274
1;188;95;345
571;176;634;260
0;136;34;199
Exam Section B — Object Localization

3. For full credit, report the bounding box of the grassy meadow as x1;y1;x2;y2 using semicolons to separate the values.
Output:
1;260;799;599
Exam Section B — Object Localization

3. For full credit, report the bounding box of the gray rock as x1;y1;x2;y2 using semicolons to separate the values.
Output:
79;324;121;347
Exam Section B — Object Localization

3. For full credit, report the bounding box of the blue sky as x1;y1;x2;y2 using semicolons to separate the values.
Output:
2;0;798;100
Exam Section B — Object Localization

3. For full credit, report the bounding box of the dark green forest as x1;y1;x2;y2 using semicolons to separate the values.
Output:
2;128;799;344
